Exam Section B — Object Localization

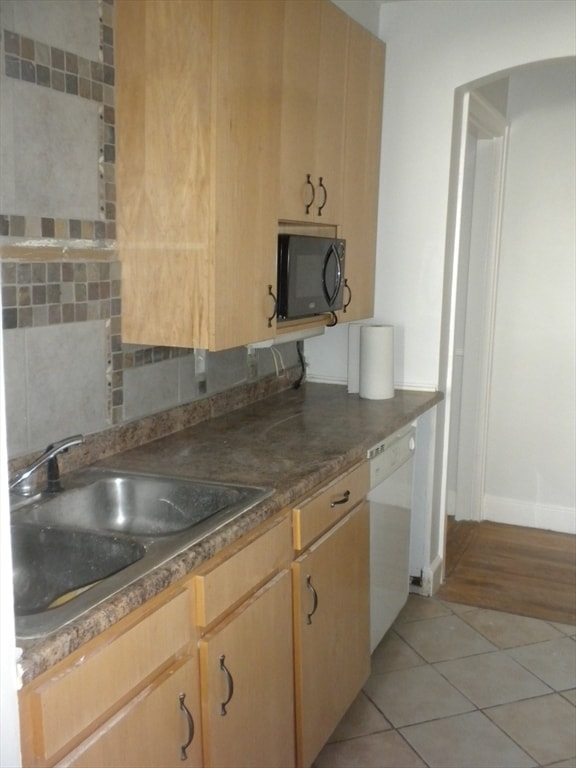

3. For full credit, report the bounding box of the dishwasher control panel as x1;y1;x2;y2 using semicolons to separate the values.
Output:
367;424;416;490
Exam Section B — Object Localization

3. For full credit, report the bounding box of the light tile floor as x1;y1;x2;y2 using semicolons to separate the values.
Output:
314;596;576;768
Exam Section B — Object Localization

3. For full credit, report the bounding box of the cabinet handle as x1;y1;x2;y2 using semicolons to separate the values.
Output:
219;654;234;716
317;177;327;217
267;284;277;328
306;575;318;625
179;692;194;761
305;173;316;215
343;279;352;313
330;489;350;508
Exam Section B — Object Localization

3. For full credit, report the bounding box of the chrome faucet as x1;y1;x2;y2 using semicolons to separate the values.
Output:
9;435;84;495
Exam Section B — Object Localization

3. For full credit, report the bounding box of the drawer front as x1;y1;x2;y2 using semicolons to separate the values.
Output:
23;589;191;763
193;512;292;629
293;462;369;551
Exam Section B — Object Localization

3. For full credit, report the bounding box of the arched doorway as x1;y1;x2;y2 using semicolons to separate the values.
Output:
440;58;576;539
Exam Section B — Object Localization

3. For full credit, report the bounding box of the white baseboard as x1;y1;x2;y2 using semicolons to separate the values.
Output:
424;555;444;595
410;555;444;597
305;373;347;385
483;494;576;535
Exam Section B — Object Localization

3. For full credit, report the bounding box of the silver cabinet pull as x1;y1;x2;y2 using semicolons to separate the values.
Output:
305;173;316;215
179;692;194;761
330;489;350;508
343;278;352;313
317;176;327;217
219;654;234;715
267;284;277;328
306;574;318;625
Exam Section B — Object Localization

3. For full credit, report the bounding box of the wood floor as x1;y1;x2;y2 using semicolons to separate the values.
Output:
437;518;576;625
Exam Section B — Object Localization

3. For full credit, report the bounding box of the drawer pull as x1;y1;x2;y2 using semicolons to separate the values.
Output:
219;654;234;716
179;692;194;761
306;575;318;625
330;489;351;508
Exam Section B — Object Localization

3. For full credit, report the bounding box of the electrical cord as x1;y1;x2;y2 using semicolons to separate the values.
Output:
293;340;306;389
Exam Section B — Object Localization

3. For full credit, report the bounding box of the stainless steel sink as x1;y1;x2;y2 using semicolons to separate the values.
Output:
12;524;145;615
11;468;272;639
18;473;262;536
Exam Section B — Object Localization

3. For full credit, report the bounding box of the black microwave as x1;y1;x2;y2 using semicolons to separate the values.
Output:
276;234;346;321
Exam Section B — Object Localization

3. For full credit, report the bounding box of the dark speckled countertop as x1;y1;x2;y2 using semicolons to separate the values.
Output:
17;383;442;684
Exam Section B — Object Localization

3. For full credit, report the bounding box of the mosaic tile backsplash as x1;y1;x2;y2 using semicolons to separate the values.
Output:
0;0;115;240
0;0;299;462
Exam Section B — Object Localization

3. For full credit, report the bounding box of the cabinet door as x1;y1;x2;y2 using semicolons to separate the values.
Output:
279;0;348;224
292;503;370;768
313;0;348;225
340;25;385;322
116;0;213;349
211;0;284;349
58;657;202;768
116;0;284;350
199;570;295;768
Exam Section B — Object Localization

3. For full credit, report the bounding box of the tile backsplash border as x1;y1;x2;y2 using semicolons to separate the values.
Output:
0;249;198;425
1;251;124;422
0;0;116;242
0;1;197;429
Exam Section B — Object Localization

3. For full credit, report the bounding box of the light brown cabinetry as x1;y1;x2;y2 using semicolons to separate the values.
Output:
115;0;284;350
19;465;372;768
57;657;200;768
291;463;371;768
19;587;202;768
199;572;294;768
192;513;295;768
279;0;349;224
340;25;386;322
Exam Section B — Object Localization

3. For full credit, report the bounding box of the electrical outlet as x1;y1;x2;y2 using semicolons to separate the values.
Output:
247;348;258;380
195;348;206;376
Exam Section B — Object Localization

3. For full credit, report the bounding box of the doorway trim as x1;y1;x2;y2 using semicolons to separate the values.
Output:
437;86;509;553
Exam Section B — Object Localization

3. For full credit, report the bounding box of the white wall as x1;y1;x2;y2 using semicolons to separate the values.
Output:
484;60;576;532
331;0;380;35
306;0;576;584
307;0;576;389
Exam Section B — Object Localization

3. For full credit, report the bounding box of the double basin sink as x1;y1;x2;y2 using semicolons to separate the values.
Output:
11;468;272;639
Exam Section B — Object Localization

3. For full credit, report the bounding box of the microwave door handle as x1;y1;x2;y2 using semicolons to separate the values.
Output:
322;245;343;306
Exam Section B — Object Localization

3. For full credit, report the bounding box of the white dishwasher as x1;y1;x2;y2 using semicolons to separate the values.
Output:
367;423;416;652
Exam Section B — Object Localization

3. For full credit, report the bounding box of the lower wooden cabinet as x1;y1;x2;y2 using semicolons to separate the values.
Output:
57;657;202;768
199;570;295;768
19;588;197;768
292;502;371;768
19;470;371;768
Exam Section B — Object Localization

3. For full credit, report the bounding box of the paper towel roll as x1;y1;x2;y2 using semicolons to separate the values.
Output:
359;325;394;400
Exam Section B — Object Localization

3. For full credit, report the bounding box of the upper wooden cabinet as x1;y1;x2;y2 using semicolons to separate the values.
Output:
339;24;385;322
116;0;284;350
278;0;349;225
116;0;384;345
